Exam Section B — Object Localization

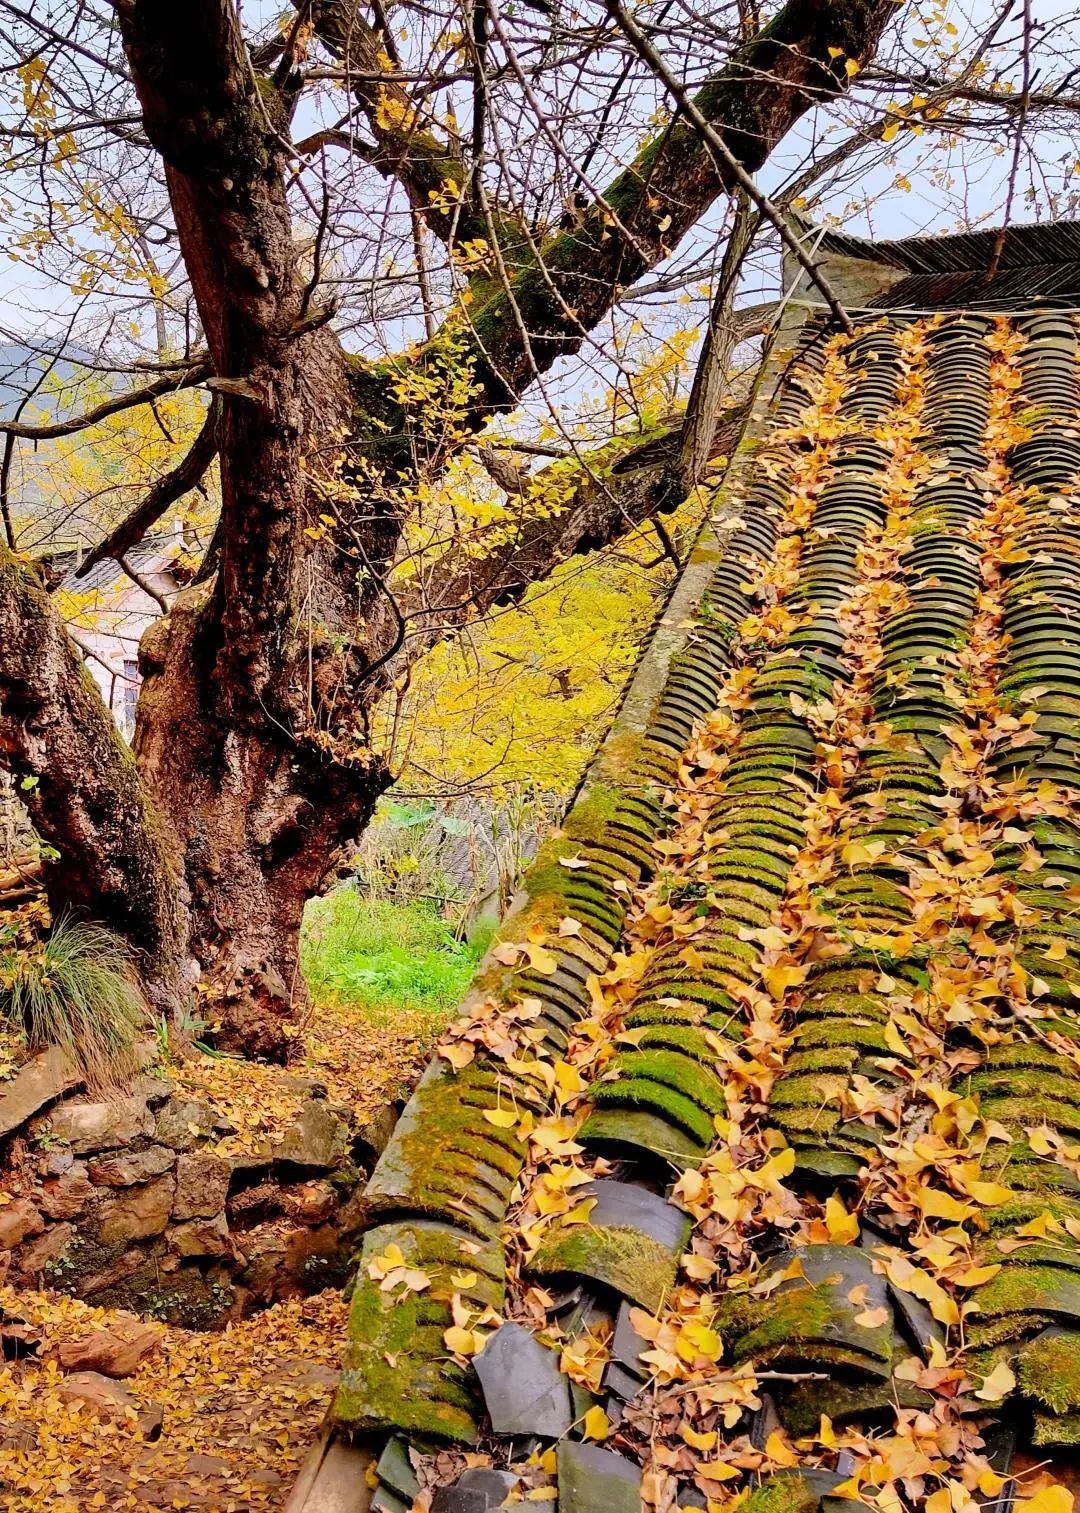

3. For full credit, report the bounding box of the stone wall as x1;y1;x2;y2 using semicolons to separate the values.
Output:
0;1051;390;1327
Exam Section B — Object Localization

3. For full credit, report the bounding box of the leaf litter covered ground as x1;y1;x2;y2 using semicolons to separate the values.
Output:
0;987;441;1509
0;1286;347;1511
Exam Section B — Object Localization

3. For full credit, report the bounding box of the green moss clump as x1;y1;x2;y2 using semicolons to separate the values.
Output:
721;1284;837;1363
1033;1409;1080;1446
625;1003;705;1030
635;1025;717;1061
529;1222;681;1311
606;1050;727;1114
1018;1329;1080;1413
771;1073;848;1109
591;1075;716;1144
794;1019;891;1053
738;1475;821;1513
335;1278;478;1442
967;1312;1054;1349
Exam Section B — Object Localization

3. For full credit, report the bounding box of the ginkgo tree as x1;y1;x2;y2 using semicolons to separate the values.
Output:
0;0;1072;1058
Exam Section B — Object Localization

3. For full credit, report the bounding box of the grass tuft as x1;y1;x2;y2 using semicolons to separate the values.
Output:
0;915;145;1090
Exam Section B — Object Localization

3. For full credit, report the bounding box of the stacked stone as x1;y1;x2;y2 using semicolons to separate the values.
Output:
0;1069;364;1327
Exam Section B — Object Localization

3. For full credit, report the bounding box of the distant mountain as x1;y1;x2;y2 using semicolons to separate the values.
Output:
0;341;95;421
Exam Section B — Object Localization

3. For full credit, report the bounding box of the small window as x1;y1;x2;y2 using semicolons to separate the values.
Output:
122;658;140;729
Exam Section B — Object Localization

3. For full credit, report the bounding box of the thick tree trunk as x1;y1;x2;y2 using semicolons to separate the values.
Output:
134;581;390;1061
0;548;188;1019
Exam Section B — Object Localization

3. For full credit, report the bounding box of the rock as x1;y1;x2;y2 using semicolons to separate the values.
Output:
0;1045;79;1140
355;1103;397;1166
88;1146;176;1188
281;1074;328;1099
154;1097;217;1151
431;1469;520;1513
138;1401;165;1441
235;1225;288;1296
227;1179;283;1223
93;1174;176;1245
557;1442;641;1513
133;1074;175;1106
284;1181;337;1225
284;1222;341;1286
42;1147;74;1177
10;1222;73;1281
57;1371;138;1421
172;1151;231;1220
49;1095;153;1153
168;1212;232;1258
78;1247;147;1298
473;1321;572;1438
0;1312;41;1360
36;1164;94;1218
0;1198;44;1250
227;1146;274;1182
275;1100;349;1170
57;1318;160;1378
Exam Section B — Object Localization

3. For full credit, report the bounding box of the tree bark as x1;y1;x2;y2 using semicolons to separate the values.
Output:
0;548;188;1019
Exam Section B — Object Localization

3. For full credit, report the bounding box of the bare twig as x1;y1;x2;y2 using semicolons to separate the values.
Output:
0;363;211;441
605;0;854;336
118;556;170;615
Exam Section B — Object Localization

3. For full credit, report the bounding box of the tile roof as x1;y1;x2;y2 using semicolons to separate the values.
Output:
292;233;1080;1511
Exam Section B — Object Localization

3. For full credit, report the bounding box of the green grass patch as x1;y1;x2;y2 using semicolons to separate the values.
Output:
301;891;491;1026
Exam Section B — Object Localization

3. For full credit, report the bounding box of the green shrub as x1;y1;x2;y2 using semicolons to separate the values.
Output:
301;892;491;1023
0;916;145;1089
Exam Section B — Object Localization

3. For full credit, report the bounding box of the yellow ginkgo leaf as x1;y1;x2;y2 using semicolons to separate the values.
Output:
695;1460;740;1484
444;1325;480;1356
526;943;559;974
919;1188;975;1223
1014;1487;1074;1513
582;1405;609;1441
975;1359;1016;1401
441;1041;475;1071
764;1430;798;1467
825;1194;859;1244
963;1180;1013;1205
